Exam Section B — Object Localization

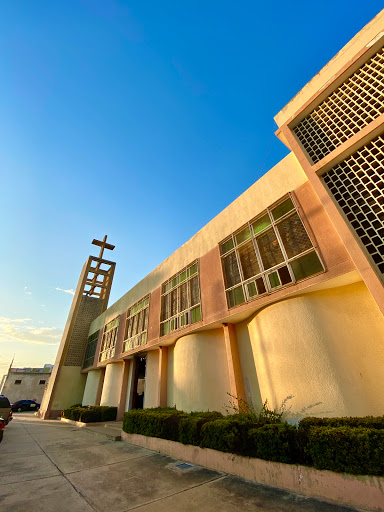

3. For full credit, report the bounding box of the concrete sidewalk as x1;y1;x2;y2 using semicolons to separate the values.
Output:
0;413;358;512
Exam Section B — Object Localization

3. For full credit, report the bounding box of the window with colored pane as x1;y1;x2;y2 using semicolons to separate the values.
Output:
222;252;241;288
238;240;260;280
220;195;324;309
227;286;245;308
278;213;312;258
257;229;284;270
123;296;150;352
83;330;100;368
99;317;120;362
290;251;324;281
160;261;202;336
271;197;294;220
252;214;271;234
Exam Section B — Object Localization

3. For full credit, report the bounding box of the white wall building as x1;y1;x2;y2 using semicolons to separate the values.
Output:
1;365;53;404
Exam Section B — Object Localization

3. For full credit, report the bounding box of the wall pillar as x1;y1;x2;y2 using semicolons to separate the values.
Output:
95;367;105;406
100;362;125;407
82;369;104;406
223;323;246;410
117;360;131;421
158;347;168;407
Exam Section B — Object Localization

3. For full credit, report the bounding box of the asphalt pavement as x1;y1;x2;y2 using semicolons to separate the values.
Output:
0;413;359;512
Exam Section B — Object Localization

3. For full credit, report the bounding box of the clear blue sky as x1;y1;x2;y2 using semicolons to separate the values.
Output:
1;1;382;376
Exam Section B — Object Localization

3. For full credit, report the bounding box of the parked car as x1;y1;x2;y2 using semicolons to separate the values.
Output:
0;417;5;443
0;395;13;424
11;400;40;412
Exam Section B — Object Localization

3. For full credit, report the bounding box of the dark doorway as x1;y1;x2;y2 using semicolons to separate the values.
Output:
132;356;146;409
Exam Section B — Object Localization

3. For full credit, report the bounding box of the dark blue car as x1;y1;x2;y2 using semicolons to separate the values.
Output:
11;400;40;412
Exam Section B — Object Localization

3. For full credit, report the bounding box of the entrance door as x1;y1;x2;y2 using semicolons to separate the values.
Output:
132;356;146;409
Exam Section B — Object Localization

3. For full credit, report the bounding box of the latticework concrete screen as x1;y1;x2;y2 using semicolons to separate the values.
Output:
64;295;104;366
294;47;384;163
323;134;384;276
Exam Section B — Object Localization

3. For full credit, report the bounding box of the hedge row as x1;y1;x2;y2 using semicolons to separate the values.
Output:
62;404;117;423
122;409;384;476
299;415;384;430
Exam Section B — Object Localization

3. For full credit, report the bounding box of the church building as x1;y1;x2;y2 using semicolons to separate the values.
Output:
40;11;384;421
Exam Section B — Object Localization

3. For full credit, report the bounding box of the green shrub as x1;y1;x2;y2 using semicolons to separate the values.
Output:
68;407;83;421
80;409;101;423
62;405;117;423
122;408;384;477
179;411;223;445
94;406;117;422
62;408;72;419
308;427;384;475
200;415;256;455
299;416;384;430
248;424;298;464
69;403;82;409
123;409;187;441
297;416;384;466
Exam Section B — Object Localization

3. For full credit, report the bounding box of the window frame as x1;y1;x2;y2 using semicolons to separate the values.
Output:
99;317;120;362
160;261;202;337
123;295;150;353
220;193;325;308
83;330;100;369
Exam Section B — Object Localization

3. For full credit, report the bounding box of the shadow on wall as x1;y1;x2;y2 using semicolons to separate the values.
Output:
241;282;384;419
235;320;263;412
235;320;327;424
246;294;347;419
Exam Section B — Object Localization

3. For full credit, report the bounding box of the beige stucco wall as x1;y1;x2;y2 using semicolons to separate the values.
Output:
82;369;102;406
1;373;50;404
100;362;124;407
143;351;159;409
169;329;231;413
89;152;307;333
51;366;87;411
274;9;384;126
237;281;384;420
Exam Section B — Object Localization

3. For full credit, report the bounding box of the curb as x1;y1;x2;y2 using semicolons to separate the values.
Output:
121;431;384;512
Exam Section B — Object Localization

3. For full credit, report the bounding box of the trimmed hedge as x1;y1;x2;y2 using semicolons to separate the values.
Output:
62;405;117;423
122;408;384;477
63;406;83;421
179;411;223;446
308;427;384;475
200;415;256;455
297;416;384;467
248;424;297;464
123;408;187;441
299;415;384;430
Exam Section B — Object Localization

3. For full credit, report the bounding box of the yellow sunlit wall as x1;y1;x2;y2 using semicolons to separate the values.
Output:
236;281;384;420
168;329;231;413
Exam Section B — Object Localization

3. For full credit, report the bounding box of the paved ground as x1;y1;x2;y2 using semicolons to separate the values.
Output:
0;413;359;512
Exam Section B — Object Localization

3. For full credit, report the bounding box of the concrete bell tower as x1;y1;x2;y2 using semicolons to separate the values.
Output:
39;236;116;419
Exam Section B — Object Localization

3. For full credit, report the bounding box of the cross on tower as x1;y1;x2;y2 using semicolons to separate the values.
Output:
85;235;115;297
92;235;115;259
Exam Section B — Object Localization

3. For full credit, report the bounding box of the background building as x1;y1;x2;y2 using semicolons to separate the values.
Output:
1;364;53;404
40;11;384;422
